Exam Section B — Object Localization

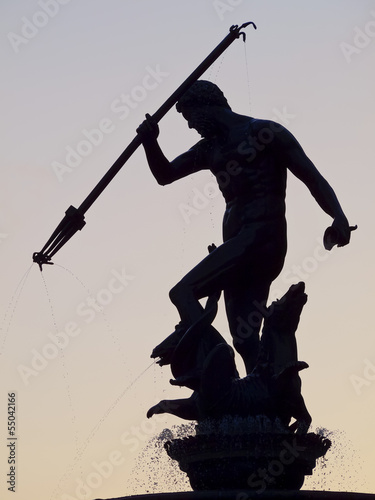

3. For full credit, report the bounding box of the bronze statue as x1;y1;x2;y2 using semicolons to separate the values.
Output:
137;80;354;375
146;282;312;434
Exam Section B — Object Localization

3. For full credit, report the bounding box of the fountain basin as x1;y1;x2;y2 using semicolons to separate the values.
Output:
165;432;330;491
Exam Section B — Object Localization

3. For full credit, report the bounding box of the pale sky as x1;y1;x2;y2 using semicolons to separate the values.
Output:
1;1;375;499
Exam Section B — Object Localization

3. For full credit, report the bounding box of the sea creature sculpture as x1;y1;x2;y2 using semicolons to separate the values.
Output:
148;282;311;434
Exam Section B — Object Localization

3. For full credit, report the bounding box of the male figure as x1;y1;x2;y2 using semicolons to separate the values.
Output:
137;80;353;374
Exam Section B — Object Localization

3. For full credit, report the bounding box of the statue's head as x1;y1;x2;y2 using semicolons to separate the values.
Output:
176;81;231;138
176;80;231;113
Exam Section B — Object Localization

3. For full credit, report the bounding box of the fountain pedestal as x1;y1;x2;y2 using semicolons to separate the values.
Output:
165;430;330;492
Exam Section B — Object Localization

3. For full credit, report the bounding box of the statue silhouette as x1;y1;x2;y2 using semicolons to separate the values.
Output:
137;80;354;375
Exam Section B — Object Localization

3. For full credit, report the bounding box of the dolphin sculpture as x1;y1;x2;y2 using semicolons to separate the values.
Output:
147;282;311;434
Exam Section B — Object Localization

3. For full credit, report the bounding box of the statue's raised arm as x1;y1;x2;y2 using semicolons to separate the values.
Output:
137;113;209;186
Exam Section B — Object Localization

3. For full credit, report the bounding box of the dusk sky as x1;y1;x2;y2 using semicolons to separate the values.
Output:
1;1;375;499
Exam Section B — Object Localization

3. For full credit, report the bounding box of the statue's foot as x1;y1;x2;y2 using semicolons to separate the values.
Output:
151;322;187;366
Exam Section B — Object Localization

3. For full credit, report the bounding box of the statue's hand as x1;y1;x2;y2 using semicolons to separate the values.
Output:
136;113;159;143
323;217;357;250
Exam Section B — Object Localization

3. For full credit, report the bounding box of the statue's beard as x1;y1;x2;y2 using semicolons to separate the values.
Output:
195;119;216;139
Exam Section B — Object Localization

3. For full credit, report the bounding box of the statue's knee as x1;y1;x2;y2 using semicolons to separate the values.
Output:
169;284;180;305
169;281;188;305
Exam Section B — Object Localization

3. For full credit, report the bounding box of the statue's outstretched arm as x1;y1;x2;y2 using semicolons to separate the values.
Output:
277;127;355;249
137;114;207;185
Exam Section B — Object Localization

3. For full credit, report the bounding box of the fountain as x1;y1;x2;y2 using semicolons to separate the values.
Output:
31;22;371;500
146;282;331;493
104;75;361;497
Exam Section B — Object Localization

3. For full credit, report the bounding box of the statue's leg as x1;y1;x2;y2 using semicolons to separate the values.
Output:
169;233;251;327
224;279;271;375
151;286;223;367
164;225;285;371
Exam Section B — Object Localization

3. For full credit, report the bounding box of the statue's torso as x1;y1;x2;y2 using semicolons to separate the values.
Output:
195;118;288;241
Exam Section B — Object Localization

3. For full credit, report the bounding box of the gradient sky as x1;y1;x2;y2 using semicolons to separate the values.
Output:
1;1;375;499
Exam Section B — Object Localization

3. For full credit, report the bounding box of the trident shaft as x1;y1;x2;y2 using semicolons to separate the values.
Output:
33;22;256;271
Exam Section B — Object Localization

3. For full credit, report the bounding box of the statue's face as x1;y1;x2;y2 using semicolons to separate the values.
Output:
181;106;218;139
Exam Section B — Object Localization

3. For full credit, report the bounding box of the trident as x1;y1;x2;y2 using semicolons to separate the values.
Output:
33;22;256;271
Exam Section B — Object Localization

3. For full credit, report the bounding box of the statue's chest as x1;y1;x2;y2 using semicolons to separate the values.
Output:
207;133;269;175
207;141;270;197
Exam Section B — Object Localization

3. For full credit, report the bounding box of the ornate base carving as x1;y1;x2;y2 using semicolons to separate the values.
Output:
165;420;330;492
